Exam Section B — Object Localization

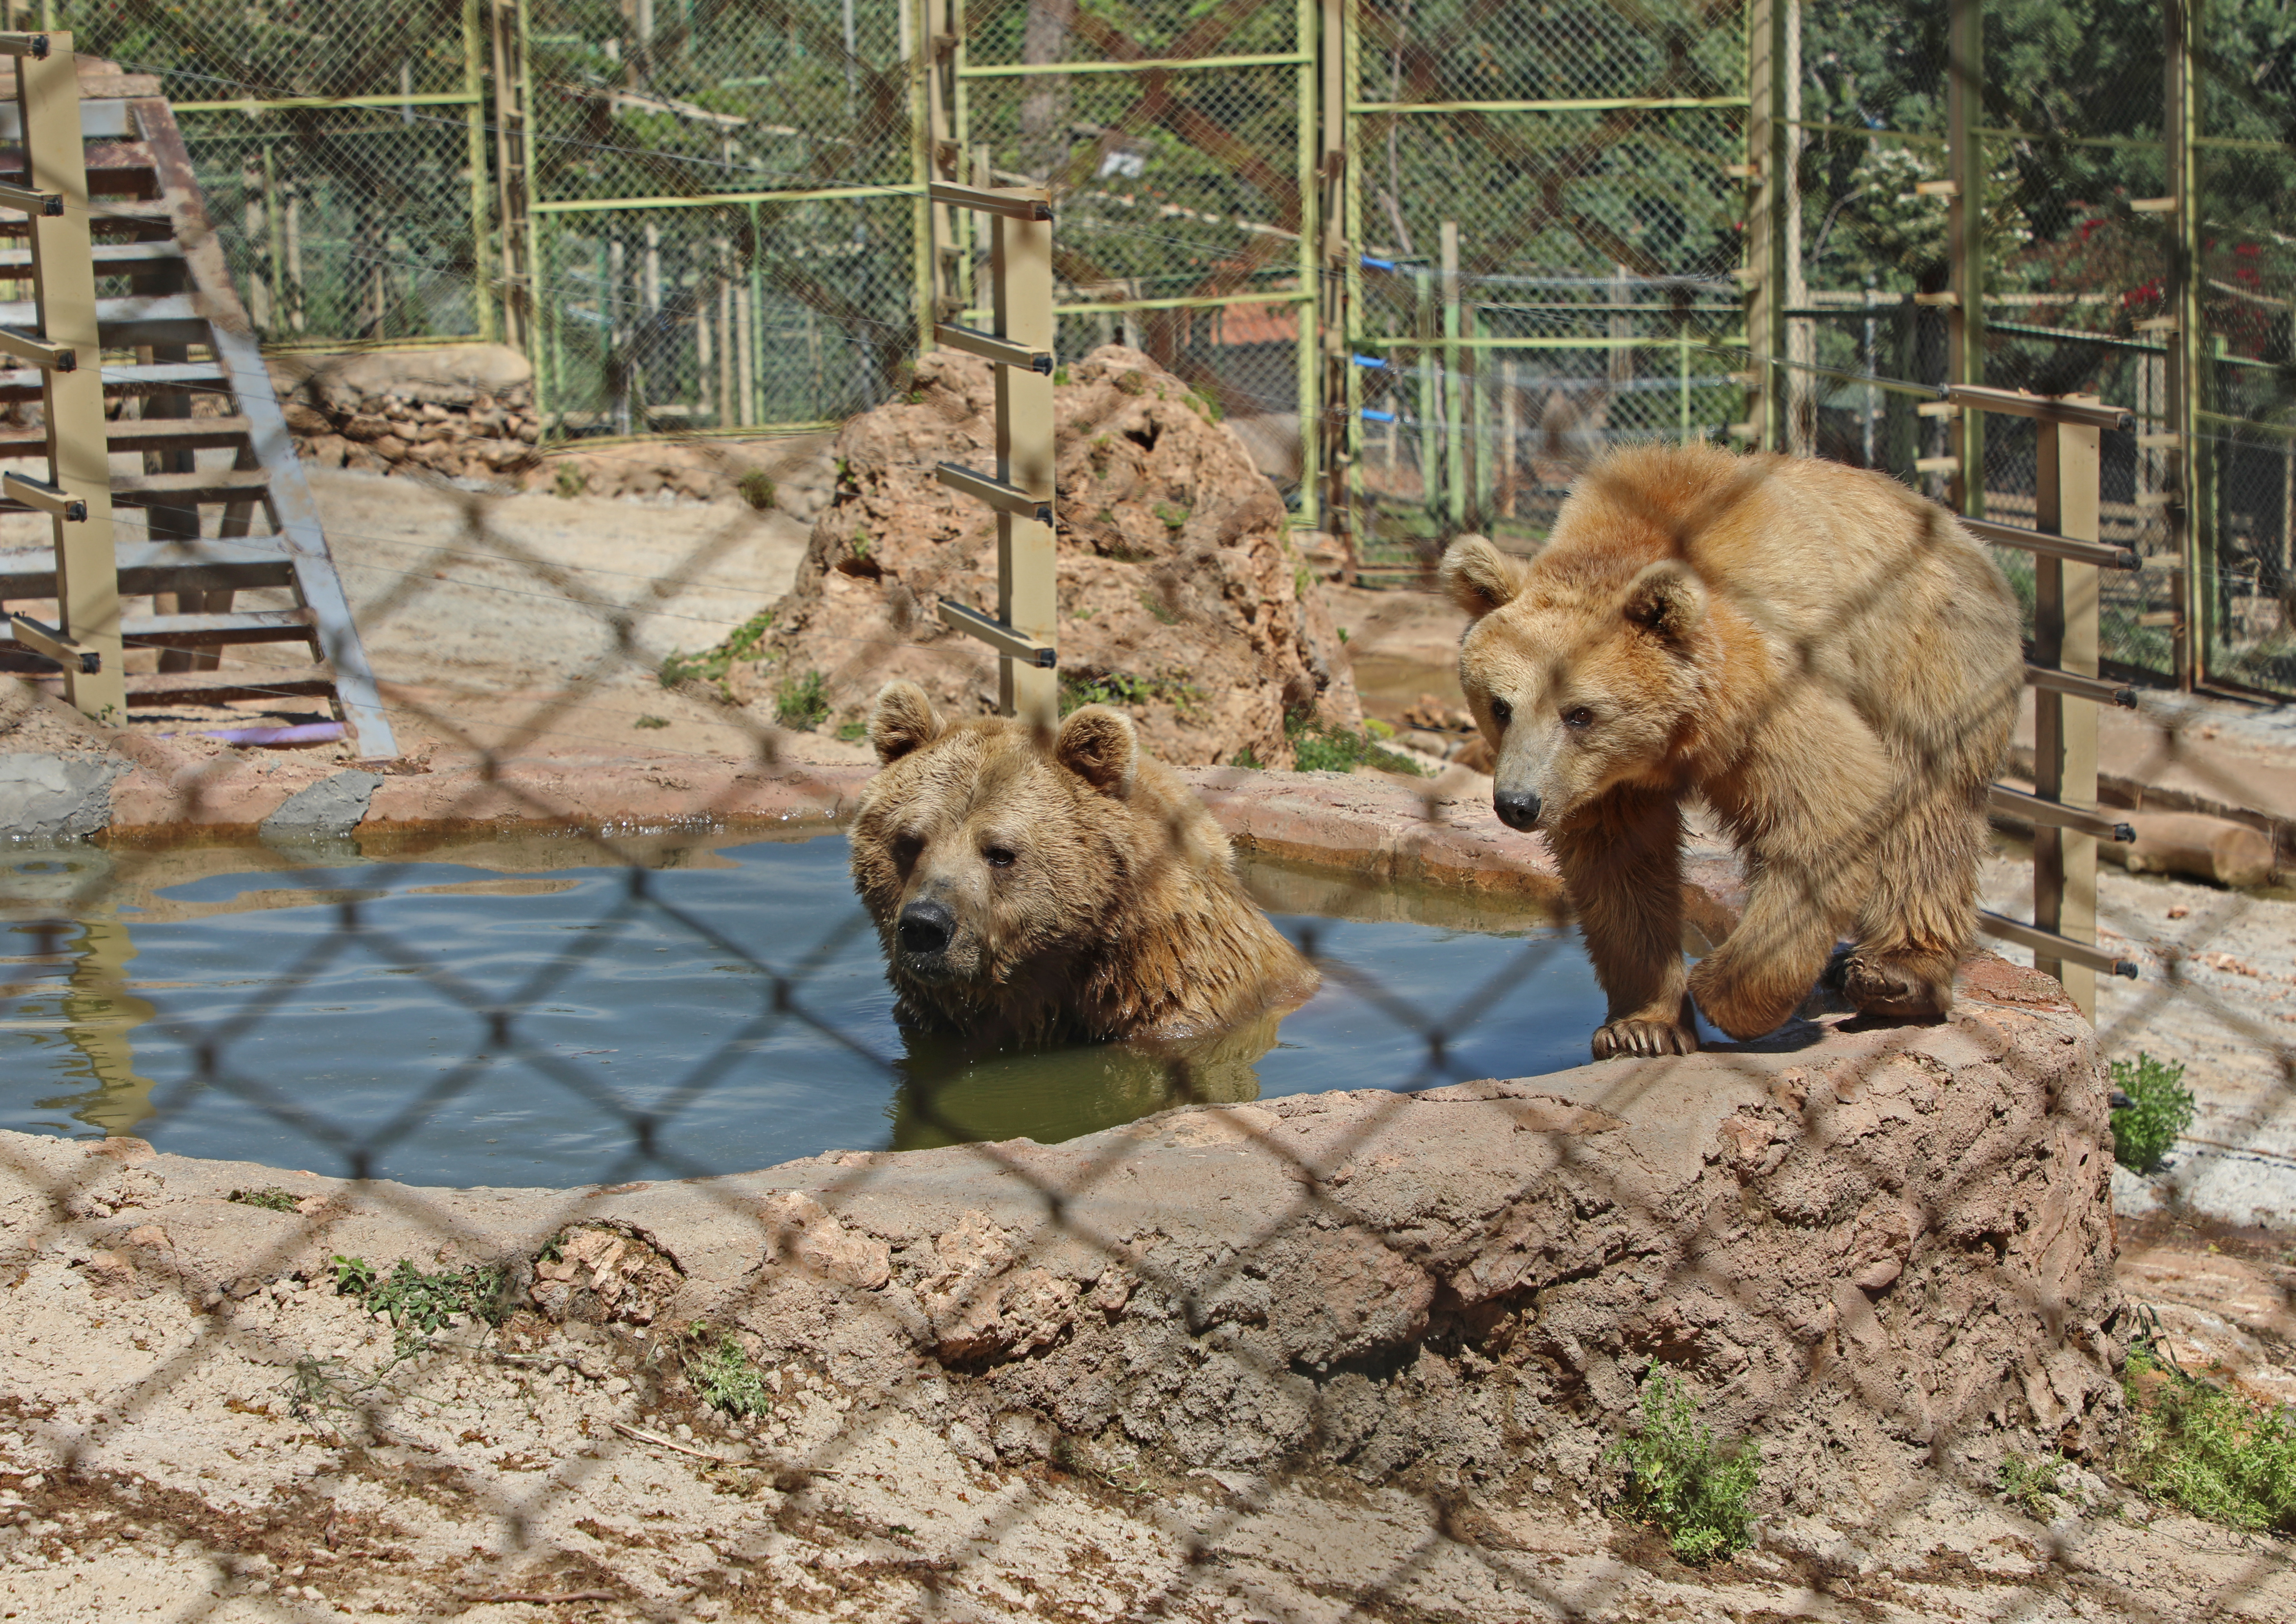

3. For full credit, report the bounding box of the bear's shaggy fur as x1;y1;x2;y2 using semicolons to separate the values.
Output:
1441;443;2023;1058
848;681;1319;1045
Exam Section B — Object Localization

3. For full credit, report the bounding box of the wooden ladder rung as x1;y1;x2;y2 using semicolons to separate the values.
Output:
13;666;343;707
0;358;224;401
118;607;315;651
0;538;293;600
106;467;274;505
0;240;184;271
0;292;204;347
0;414;254;458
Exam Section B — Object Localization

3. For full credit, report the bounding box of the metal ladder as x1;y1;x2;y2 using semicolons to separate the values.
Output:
0;50;394;758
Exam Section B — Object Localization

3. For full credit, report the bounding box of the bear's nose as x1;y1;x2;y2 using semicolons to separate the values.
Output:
1493;788;1543;831
897;899;955;956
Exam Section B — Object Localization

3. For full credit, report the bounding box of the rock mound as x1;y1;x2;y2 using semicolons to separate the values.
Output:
751;345;1360;767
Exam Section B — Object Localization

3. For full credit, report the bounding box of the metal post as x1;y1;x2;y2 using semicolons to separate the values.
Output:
1945;0;1984;515
1293;0;1318;528
1414;263;1437;518
464;0;494;342
11;31;123;722
2165;0;2204;687
1440;220;1463;528
1745;0;1789;450
1318;0;1352;569
490;2;534;354
2031;405;2103;1020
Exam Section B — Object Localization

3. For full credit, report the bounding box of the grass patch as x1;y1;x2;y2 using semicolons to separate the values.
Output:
660;608;774;694
775;669;831;731
227;1186;301;1213
1287;714;1426;777
680;1324;772;1418
633;714;670;730
836;719;869;743
1059;670;1204;718
1230;745;1265;769
1137;588;1181;626
2111;1051;2195;1173
735;468;777;511
1607;1372;1761;1564
331;1254;513;1342
1997;1452;2071;1520
1153;501;1191;531
2121;1344;2296;1532
552;462;588;499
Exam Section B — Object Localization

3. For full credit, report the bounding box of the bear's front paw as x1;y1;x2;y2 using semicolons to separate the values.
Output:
1840;951;1953;1020
1592;1017;1699;1060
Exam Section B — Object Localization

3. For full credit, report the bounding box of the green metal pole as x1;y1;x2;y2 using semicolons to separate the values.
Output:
749;200;765;423
1416;265;1438;523
1294;0;1318;527
464;0;494;343
1441;220;1463;528
909;0;934;364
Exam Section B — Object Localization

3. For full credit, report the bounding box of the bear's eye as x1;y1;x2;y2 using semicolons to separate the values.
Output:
890;832;925;869
1488;696;1513;727
1563;706;1596;731
983;845;1018;869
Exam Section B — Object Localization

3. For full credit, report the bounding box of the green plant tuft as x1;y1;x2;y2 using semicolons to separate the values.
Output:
1153;501;1191;531
2121;1346;2296;1532
776;669;831;731
552;461;588;499
1998;1452;2070;1521
736;468;777;511
836;719;868;742
2110;1052;2195;1173
660;609;774;694
1286;713;1426;777
1607;1371;1761;1564
680;1324;772;1418
1059;670;1204;719
330;1254;512;1340
228;1187;302;1212
633;714;670;730
1229;745;1265;769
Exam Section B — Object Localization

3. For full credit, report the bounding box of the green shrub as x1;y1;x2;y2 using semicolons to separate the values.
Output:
1058;670;1203;719
633;714;670;730
681;1326;771;1418
2110;1052;2195;1173
227;1186;300;1212
660;609;774;694
1607;1372;1761;1563
735;469;777;511
1286;714;1426;777
1997;1452;2070;1521
330;1254;512;1337
2122;1347;2296;1532
836;719;868;742
775;669;831;731
552;461;588;499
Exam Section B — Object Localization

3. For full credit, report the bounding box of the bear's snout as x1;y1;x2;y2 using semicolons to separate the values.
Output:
1493;787;1543;831
897;899;957;963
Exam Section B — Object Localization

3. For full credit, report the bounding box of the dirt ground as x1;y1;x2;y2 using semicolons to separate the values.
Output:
0;1182;2289;1623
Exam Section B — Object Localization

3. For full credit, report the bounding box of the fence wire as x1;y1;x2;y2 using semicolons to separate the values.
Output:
0;6;2292;1622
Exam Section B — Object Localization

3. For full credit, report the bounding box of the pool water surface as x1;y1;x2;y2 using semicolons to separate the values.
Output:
2;835;1627;1186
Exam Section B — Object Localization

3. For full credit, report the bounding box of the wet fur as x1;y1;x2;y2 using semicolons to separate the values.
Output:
1442;444;2023;1056
849;683;1319;1045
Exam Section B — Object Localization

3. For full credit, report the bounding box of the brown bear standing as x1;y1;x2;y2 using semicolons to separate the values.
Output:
849;681;1320;1045
1441;443;2024;1058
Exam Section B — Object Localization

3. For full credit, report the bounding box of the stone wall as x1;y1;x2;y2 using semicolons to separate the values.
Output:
269;344;541;482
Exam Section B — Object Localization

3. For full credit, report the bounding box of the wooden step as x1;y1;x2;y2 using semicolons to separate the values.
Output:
0;241;184;274
11;664;341;707
120;607;315;651
0;468;271;513
0;143;159;197
0;538;293;600
0;414;254;459
0;359;224;401
0;293;205;348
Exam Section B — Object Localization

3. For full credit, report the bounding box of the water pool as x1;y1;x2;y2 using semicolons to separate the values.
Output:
1;835;1627;1186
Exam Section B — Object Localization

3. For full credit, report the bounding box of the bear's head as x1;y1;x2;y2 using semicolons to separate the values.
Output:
1440;534;1711;832
848;681;1163;1020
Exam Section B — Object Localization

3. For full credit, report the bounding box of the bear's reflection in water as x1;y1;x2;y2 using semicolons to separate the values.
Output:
886;1011;1280;1152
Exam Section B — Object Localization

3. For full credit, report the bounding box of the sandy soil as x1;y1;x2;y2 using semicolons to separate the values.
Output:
0;1193;2288;1623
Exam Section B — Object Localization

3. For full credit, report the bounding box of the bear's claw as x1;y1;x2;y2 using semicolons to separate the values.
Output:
1592;1018;1699;1060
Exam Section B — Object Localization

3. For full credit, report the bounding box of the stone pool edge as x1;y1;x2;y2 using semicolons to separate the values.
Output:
0;951;2121;1498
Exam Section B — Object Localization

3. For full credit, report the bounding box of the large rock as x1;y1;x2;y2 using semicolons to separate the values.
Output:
268;343;535;414
754;345;1361;767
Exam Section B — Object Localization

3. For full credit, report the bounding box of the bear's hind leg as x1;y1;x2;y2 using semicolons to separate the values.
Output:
1548;788;1699;1060
1841;772;1985;1019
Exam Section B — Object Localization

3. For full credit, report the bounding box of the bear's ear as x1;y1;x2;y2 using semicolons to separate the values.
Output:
869;681;945;765
1438;534;1524;620
1620;559;1708;644
1053;705;1138;797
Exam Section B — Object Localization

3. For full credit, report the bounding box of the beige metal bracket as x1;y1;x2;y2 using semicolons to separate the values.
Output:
2;469;86;520
9;611;96;672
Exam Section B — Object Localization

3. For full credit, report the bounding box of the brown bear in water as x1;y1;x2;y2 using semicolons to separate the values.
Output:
1441;443;2023;1058
848;681;1319;1045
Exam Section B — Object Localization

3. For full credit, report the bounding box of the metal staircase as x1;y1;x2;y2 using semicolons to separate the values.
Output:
0;55;394;758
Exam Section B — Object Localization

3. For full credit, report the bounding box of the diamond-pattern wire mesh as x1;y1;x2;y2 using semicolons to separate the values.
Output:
0;6;2291;1617
4;297;2295;1607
